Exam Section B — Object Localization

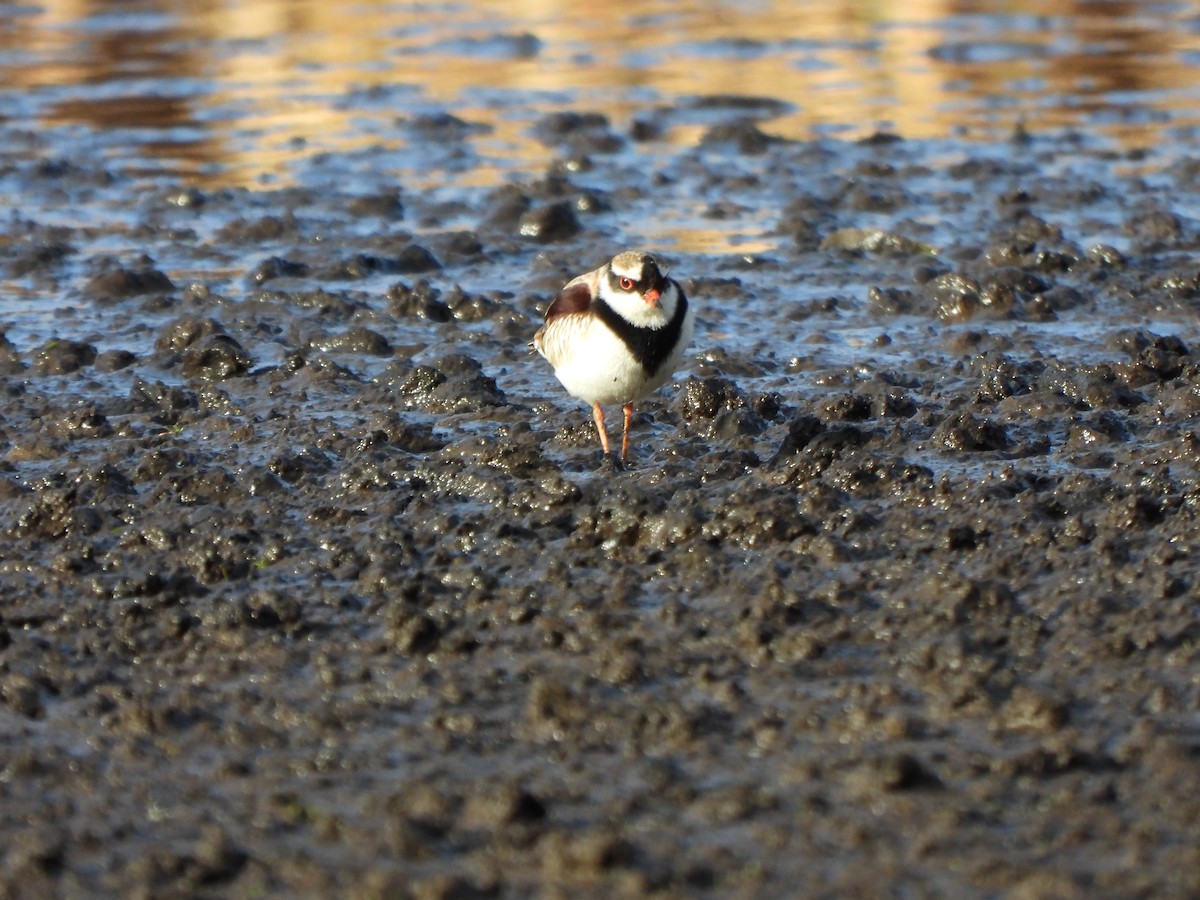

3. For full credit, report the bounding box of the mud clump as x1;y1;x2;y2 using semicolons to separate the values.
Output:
933;412;1009;451
32;339;96;375
83;259;174;302
180;334;253;380
519;201;581;242
2;117;1200;900
700;119;781;154
532;110;624;154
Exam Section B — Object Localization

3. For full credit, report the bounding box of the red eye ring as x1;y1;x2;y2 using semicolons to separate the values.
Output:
619;276;634;291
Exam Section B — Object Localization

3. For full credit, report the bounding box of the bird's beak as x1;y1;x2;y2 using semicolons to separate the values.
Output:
643;287;661;307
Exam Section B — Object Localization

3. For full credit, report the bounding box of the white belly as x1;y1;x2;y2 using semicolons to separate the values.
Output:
546;308;694;406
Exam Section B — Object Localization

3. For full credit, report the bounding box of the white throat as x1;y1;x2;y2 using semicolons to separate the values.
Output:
599;277;679;328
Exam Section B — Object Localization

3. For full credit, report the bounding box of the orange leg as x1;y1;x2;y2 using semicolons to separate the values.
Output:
591;402;611;457
621;402;633;463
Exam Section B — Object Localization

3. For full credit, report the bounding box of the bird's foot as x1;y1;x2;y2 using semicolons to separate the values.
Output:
598;452;626;473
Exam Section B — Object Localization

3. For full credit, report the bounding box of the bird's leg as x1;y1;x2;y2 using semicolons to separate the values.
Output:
621;402;633;463
591;403;611;457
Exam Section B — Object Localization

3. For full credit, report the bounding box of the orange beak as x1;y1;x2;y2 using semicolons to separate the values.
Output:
643;287;661;307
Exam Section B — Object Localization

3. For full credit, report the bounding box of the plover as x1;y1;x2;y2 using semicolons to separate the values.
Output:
533;250;695;463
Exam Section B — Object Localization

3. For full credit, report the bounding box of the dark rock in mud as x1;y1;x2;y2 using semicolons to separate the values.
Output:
94;349;137;372
983;213;1083;272
216;212;301;243
1121;332;1191;380
629;117;663;142
364;413;446;454
434;353;506;396
532;111;623;153
156;316;225;352
868;285;916;315
928;272;982;321
346;189;404;220
771;414;826;461
26;156;104;182
699;119;779;154
1113;329;1189;359
858;130;903;145
821;393;874;422
974;283;1016;317
83;259;174;302
481;184;532;229
934;412;1009;451
1066;409;1129;449
1086;243;1127;267
318;246;441;280
1037;284;1087;313
676;376;765;444
386;280;452;322
912;261;950;285
392;243;442;273
463;30;541;60
393;354;506;413
0;332;27;374
776;193;837;250
848;753;940;795
129;378;199;416
970;354;1038;401
424;230;485;264
801;424;868;460
444;286;510;322
180;335;253;380
5;238;74;277
461;782;546;829
315;326;392;356
750;391;782;419
162;185;206;208
248;255;310;285
676;376;744;419
32;339;96;375
980;266;1048;298
684;275;745;302
687;94;793;118
519;201;580;243
997;685;1070;733
0;673;47;718
395;364;445;400
820;227;936;256
44;408;112;440
402;111;493;139
840;179;911;213
269;446;333;483
1126;208;1184;248
878;393;912;422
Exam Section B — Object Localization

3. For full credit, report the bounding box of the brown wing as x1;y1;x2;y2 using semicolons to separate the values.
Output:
533;265;603;361
533;311;596;369
544;279;594;324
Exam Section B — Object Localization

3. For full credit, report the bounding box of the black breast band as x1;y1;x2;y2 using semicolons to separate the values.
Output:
594;284;689;377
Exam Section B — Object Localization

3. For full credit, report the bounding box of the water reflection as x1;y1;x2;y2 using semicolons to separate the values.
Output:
2;0;1199;187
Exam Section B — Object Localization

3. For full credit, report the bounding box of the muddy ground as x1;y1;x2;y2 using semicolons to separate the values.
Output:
2;111;1200;898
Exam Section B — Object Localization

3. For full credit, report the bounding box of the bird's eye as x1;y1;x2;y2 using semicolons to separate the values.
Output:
619;276;634;291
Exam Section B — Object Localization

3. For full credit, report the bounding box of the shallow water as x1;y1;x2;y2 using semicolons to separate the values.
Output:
6;0;1200;184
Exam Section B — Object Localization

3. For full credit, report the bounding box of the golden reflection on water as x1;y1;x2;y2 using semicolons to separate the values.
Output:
4;0;1199;187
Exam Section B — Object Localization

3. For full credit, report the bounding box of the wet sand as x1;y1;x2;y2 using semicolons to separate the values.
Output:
3;113;1200;897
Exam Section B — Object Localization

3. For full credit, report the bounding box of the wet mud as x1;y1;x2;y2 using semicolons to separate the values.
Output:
3;114;1200;898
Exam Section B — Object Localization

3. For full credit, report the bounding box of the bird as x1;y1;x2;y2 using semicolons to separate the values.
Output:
532;250;695;464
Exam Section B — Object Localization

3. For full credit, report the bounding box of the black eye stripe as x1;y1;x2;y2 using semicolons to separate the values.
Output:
607;256;664;294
